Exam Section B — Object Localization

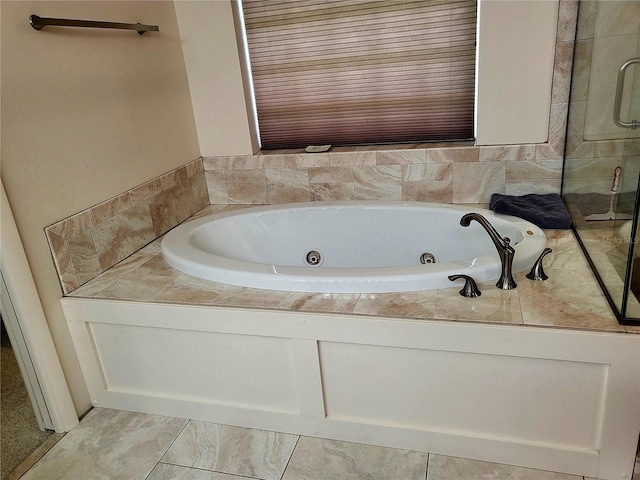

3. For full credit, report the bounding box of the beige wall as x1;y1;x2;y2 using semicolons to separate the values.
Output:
175;1;258;156
1;1;200;414
178;0;559;154
476;0;558;145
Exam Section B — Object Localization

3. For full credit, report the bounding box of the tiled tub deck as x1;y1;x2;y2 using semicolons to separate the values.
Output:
68;204;636;334
59;204;640;480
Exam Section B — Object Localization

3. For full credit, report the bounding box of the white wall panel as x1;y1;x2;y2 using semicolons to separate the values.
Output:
91;323;299;414
319;341;605;449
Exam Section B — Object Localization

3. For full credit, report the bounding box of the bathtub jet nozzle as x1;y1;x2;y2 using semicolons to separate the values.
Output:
460;213;517;290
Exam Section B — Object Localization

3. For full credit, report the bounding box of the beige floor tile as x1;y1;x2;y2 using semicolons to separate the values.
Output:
21;408;187;480
427;454;582;480
282;436;427;480
148;463;246;480
161;421;298;480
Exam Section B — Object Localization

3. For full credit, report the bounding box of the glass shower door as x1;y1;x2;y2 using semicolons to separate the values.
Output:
562;0;640;323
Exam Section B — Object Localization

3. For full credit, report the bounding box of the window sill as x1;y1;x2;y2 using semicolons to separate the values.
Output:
255;140;477;156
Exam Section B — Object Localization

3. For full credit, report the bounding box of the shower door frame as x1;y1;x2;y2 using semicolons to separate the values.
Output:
562;0;640;325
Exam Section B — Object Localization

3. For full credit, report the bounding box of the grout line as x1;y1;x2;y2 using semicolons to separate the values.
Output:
142;419;191;480
279;434;302;480
425;452;430;480
157;462;262;480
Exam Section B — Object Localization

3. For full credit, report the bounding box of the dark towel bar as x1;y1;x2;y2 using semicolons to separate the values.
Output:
29;15;159;35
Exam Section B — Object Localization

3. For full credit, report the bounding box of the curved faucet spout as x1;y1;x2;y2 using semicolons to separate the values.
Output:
460;213;517;290
460;213;512;250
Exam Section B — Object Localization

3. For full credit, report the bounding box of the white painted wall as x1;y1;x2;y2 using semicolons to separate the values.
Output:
176;0;559;154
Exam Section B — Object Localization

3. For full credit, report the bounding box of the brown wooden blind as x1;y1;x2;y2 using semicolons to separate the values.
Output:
242;0;477;149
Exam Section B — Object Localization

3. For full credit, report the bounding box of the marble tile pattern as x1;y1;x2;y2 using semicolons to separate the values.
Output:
69;216;634;335
426;454;583;480
204;142;566;206
25;409;620;480
45;158;207;294
281;436;428;480
20;408;187;480
162;422;298;480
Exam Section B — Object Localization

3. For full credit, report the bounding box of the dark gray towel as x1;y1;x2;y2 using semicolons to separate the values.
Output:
489;193;572;229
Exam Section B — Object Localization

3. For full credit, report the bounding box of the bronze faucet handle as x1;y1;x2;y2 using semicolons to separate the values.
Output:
448;274;482;298
526;248;553;281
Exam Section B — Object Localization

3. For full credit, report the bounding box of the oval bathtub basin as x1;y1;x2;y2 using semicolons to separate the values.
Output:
161;202;547;293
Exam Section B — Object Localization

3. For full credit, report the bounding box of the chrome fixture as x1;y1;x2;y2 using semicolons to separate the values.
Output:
305;250;323;266
526;248;552;281
448;274;481;298
29;15;159;35
419;252;436;264
460;213;517;290
613;57;640;129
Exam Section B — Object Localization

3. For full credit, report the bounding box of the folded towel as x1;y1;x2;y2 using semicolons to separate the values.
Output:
489;193;572;229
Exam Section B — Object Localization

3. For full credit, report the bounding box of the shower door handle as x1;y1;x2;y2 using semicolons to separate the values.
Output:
613;57;640;129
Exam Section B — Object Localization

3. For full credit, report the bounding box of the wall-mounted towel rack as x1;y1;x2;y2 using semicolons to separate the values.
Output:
29;15;159;35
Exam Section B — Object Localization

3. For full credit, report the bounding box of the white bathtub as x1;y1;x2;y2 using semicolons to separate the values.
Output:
161;202;547;293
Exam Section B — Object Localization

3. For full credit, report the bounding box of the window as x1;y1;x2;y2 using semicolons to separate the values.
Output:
241;0;477;149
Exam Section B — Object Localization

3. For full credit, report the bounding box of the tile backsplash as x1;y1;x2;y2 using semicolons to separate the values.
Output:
46;159;208;294
203;144;563;206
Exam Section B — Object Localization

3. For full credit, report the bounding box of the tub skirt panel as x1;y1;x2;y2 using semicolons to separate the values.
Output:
62;298;640;480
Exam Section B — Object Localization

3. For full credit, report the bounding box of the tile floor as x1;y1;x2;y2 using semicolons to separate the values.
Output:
18;408;639;480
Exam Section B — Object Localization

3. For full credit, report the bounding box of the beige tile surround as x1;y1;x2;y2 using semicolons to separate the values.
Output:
46;0;576;296
45;159;208;294
68;205;637;335
203;143;565;206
